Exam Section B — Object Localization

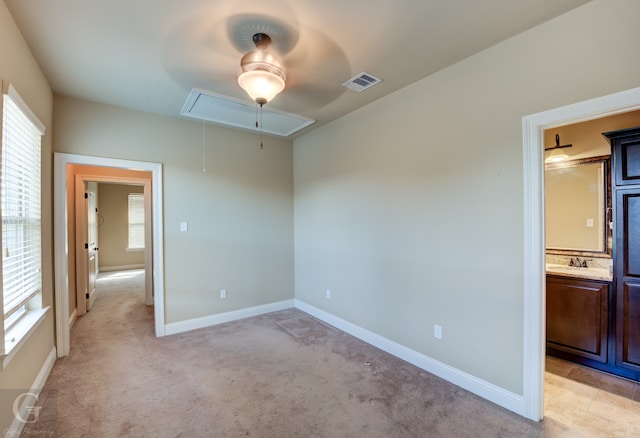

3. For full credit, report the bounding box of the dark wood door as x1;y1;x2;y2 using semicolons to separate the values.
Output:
615;188;640;372
606;127;640;186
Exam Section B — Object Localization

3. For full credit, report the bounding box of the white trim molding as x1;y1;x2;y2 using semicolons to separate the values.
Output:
295;300;525;416
53;153;165;358
165;300;295;336
521;86;640;421
2;308;49;369
99;264;145;272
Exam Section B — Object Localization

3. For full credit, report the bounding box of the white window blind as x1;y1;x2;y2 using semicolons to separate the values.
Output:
128;193;145;249
2;84;44;320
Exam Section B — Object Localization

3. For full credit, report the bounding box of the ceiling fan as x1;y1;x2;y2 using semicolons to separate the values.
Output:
165;13;352;112
168;13;356;141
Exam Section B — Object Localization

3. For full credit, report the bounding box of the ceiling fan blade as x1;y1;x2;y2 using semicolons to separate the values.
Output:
280;27;351;111
162;15;242;95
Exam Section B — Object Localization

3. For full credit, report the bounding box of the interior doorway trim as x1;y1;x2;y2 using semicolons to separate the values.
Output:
522;86;640;421
53;153;165;357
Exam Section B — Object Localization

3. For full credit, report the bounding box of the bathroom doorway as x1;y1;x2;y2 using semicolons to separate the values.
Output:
522;86;640;421
542;113;640;432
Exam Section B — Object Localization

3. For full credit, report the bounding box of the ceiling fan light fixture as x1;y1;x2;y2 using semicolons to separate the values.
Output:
237;33;286;105
238;70;285;105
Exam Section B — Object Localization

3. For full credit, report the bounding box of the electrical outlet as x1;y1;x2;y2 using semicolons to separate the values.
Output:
434;324;442;339
326;289;331;299
220;289;226;299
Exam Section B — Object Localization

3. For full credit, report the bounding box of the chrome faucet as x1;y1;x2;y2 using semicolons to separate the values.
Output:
568;257;588;268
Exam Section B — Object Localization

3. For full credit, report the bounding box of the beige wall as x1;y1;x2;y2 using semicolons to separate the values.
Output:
53;97;295;323
98;183;145;270
0;0;54;433
293;0;640;394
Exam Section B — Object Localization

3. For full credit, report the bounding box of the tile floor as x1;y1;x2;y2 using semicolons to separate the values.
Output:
545;356;640;437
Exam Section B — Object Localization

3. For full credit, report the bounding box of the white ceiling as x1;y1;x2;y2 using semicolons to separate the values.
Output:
5;0;590;138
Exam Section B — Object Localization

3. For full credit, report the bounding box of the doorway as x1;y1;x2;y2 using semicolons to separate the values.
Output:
541;114;640;433
73;173;153;318
522;86;640;421
53;153;165;358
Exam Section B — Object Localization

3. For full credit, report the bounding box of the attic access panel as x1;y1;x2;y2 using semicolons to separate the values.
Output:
180;88;315;137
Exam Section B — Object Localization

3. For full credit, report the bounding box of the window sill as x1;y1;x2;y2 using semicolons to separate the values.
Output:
2;307;49;369
125;247;144;252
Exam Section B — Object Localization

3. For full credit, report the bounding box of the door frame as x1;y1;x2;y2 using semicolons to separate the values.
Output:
54;153;165;357
522;86;640;421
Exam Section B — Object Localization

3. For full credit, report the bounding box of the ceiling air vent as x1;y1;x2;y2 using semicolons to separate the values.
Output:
342;72;382;92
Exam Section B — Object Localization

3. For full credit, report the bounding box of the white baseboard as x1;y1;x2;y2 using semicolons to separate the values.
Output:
162;297;526;416
68;308;77;328
6;346;57;438
294;300;526;417
99;264;144;272
164;299;295;336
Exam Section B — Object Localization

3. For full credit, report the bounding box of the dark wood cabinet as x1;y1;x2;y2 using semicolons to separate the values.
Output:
614;188;640;372
606;127;640;376
546;276;609;362
617;282;640;370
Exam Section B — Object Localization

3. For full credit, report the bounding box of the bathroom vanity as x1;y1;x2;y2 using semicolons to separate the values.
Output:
546;270;612;368
546;260;639;381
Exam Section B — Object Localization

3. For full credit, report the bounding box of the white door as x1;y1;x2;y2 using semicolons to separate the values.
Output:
86;190;99;311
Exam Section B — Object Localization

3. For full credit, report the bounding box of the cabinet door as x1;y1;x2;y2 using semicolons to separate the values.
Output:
546;276;609;362
615;189;640;371
611;129;640;186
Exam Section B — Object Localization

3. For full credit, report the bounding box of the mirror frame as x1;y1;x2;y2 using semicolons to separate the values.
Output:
545;155;612;258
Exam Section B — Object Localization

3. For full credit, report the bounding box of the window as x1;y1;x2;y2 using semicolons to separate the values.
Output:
128;193;145;250
1;83;46;363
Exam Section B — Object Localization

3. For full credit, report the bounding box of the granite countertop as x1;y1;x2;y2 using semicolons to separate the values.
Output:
545;263;612;282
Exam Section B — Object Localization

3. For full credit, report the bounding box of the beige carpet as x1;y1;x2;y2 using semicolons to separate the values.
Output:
22;270;545;437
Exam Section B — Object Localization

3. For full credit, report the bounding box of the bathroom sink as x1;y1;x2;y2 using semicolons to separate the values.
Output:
545;263;611;281
546;264;583;271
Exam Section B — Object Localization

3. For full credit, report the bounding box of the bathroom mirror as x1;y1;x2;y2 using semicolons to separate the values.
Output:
545;156;612;257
